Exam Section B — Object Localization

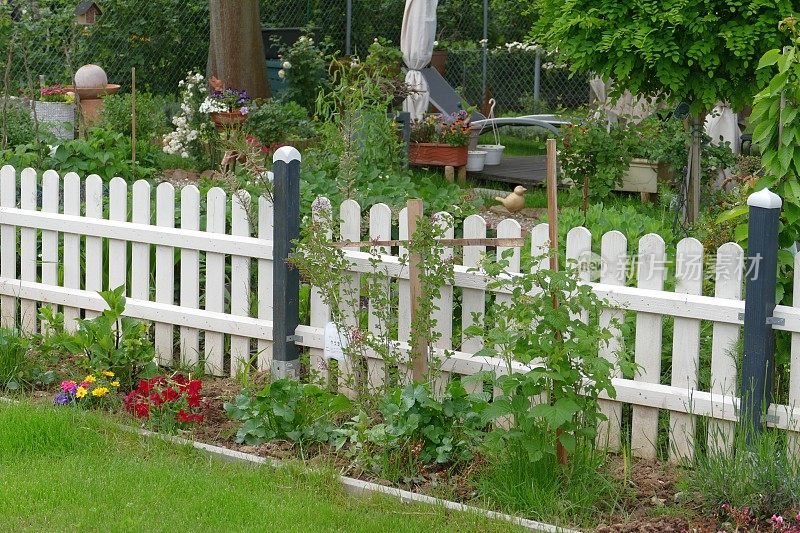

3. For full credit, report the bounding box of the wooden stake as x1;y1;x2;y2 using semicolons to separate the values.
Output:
546;138;559;273
131;67;137;178
547;138;568;466
407;198;426;383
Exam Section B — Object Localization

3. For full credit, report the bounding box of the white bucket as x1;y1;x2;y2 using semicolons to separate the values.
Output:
466;150;487;172
477;144;505;165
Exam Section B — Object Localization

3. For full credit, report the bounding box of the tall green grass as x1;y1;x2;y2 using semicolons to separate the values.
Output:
470;444;622;528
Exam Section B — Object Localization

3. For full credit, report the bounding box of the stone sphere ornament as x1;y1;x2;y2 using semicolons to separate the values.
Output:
74;64;108;88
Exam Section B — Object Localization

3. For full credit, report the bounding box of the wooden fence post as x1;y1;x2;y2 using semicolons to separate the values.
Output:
741;188;782;438
272;146;302;380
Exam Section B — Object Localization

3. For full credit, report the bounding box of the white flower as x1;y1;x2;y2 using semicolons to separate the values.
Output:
433;40;438;46
278;69;286;79
180;151;189;158
282;61;292;70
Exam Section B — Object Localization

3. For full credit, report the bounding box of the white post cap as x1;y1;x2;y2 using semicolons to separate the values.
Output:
272;146;302;164
747;188;782;209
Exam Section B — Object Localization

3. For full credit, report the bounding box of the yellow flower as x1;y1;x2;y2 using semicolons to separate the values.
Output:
102;371;115;377
84;375;96;383
76;387;87;398
91;387;109;397
111;381;120;388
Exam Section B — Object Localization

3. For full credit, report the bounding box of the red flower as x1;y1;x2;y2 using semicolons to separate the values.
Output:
136;379;151;395
149;392;163;406
188;380;202;395
162;388;179;402
173;374;188;386
134;402;150;418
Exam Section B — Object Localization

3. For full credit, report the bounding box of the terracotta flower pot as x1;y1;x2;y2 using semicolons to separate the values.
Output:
409;143;468;167
211;111;247;128
430;50;448;76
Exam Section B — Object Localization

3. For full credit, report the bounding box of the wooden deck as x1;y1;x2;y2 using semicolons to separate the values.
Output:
469;156;547;186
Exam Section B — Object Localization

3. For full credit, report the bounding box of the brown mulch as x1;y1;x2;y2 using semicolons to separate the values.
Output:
157;168;222;189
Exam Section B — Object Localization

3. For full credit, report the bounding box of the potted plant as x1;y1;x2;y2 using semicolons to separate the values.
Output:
34;84;76;140
409;111;471;167
244;99;317;150
201;78;252;128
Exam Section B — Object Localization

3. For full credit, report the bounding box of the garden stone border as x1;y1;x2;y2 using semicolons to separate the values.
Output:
129;427;578;533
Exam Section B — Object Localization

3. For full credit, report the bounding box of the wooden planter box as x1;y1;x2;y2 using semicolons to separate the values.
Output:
616;158;659;194
409;143;468;167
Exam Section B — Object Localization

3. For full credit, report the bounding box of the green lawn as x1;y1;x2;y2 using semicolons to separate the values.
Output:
0;402;522;533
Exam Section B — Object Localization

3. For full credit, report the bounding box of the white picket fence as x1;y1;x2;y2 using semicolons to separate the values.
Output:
2;164;800;462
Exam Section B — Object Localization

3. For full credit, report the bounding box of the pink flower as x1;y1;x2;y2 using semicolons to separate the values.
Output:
773;514;785;526
60;380;77;393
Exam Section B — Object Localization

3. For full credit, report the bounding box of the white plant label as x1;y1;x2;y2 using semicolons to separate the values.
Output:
323;322;347;363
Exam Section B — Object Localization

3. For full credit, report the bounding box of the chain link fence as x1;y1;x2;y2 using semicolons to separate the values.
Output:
2;0;588;112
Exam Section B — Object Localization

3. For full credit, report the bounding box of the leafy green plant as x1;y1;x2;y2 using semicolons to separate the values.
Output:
335;381;487;483
41;286;157;391
466;252;628;464
276;33;329;111
747;17;800;306
99;92;170;142
244;99;316;145
362;37;403;78
1;102;35;148
560;119;634;203
224;378;351;446
48;127;159;181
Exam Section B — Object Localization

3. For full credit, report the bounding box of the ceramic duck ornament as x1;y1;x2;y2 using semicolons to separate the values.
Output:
494;186;527;213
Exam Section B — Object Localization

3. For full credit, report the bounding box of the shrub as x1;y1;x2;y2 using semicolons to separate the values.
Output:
334;381;488;483
99;93;171;142
244;99;316;145
41;286;157;391
1;102;35;147
224;379;351;446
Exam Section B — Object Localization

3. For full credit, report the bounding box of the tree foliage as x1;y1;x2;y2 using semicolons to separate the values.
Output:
533;0;794;112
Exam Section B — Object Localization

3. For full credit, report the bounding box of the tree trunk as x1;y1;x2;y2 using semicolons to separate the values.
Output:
207;0;269;99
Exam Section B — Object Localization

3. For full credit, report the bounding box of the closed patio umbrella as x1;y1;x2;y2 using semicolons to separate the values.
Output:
401;0;438;120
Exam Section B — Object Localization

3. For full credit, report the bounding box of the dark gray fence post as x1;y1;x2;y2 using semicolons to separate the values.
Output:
533;49;542;113
272;146;302;380
741;188;782;437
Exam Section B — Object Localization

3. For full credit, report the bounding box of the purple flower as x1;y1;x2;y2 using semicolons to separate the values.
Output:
53;393;71;406
239;106;249;115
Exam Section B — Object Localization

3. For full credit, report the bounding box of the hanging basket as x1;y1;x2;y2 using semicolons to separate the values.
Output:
210;111;247;128
408;143;468;167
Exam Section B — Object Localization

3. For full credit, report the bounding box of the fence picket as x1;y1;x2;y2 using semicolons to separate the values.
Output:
669;237;704;463
179;185;200;368
631;233;667;459
19;168;37;334
257;195;274;371
496;219;521;310
791;253;800;456
0;166;17;328
367;203;392;391
108;177;128;292
155;183;175;366
597;230;627;451
230;191;252;376
84;175;103;319
432;212;454;396
40;171;59;320
566;226;592;324
309;198;331;382
130;181;151;304
461;214;486;353
204;187;227;376
339;199;361;396
62;173;81;331
708;242;744;453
